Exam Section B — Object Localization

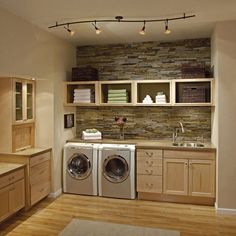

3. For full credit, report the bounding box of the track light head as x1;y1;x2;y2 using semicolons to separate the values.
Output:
164;20;171;34
139;21;146;35
64;24;75;36
93;21;101;35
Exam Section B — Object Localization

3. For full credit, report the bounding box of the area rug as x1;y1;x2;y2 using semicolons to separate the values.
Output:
59;219;180;236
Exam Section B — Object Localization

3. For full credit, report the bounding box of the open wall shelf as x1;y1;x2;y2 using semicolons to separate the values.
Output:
64;78;214;107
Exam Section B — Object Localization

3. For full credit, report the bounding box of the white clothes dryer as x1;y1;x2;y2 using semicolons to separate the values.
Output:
63;142;99;196
98;144;136;199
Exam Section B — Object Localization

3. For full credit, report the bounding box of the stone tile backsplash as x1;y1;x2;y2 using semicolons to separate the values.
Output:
76;38;211;140
76;106;211;140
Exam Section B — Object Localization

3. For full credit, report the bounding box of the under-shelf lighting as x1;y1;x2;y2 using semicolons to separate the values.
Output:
49;13;195;36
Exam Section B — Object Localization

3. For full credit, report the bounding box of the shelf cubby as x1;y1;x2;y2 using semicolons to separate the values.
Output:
135;80;172;106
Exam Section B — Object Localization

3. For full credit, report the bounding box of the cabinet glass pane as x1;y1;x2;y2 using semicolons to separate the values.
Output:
15;82;23;121
26;83;33;119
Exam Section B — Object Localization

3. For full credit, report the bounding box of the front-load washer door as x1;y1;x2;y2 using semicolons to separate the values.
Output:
103;155;129;183
67;153;92;180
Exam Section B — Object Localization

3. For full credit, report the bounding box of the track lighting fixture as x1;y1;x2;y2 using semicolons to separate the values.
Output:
92;21;101;34
64;24;75;36
139;21;146;35
164;20;171;34
49;13;195;36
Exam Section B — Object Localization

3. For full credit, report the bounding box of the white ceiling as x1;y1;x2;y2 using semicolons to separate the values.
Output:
0;0;236;46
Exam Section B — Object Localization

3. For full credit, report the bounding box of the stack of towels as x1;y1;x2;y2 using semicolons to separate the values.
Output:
155;92;167;104
107;89;128;103
142;95;153;104
73;89;91;103
82;128;102;140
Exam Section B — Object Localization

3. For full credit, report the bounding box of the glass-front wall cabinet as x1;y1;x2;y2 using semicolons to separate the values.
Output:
13;79;35;123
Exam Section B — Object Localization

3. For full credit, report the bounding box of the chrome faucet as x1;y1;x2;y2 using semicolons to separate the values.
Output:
172;122;185;143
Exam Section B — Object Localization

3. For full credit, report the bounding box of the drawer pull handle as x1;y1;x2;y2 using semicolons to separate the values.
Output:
145;183;153;188
145;169;153;175
145;161;153;166
8;176;15;181
146;152;153;157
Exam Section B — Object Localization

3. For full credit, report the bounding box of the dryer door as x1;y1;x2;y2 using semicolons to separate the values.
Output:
67;153;92;180
103;155;129;183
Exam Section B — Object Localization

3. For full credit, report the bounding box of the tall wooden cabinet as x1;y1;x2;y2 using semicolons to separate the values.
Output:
0;77;35;153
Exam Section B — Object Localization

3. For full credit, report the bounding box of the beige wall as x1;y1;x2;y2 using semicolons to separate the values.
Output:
211;21;236;209
0;7;76;193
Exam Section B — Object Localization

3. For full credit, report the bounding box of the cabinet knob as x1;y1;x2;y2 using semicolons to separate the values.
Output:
145;169;153;175
145;183;153;188
146;152;153;157
185;162;188;166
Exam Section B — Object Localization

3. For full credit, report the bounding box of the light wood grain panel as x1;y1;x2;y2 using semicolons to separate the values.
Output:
137;149;162;158
137;175;162;193
0;185;10;222
1;194;235;236
164;150;215;160
30;161;50;185
30;181;50;206
189;160;215;197
30;152;50;167
9;179;25;213
0;168;24;189
137;165;163;176
163;158;188;195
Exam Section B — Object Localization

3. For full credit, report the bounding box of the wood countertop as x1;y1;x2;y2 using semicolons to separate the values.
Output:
0;162;25;176
0;147;52;157
67;138;216;152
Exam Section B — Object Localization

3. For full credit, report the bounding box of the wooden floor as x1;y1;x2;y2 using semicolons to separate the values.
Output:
1;194;236;236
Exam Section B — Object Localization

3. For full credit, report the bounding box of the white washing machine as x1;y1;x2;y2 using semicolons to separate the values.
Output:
63;142;99;196
98;144;136;199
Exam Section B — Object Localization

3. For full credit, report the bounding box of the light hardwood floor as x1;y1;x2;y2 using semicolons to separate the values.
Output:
0;194;236;236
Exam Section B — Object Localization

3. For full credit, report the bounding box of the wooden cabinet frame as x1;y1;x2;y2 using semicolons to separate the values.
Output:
64;78;214;107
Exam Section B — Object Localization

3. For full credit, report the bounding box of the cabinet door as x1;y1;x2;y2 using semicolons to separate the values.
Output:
163;158;188;195
25;81;34;121
13;79;35;123
0;186;10;222
9;179;25;213
189;160;215;197
13;80;24;122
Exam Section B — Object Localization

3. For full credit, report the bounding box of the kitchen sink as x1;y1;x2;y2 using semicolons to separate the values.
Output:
172;142;205;148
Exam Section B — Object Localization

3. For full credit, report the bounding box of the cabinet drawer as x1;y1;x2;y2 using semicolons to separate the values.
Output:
0;168;24;189
137;175;162;193
137;149;162;159
30;152;50;167
137;165;162;176
164;150;215;160
137;157;162;167
30;161;50;185
31;181;50;206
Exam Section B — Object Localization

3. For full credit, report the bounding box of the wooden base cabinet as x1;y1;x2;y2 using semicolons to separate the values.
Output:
0;149;51;209
137;149;163;194
163;150;215;199
0;168;25;222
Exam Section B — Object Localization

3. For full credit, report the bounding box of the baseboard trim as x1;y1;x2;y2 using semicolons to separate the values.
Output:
216;207;236;215
48;188;62;198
